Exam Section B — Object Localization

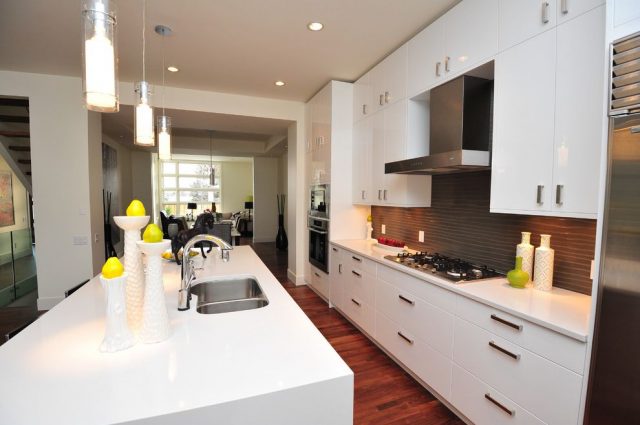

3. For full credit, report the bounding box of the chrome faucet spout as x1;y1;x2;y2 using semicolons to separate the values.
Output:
178;234;233;311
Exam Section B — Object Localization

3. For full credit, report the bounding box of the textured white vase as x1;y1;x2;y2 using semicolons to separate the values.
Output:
100;273;135;353
534;234;555;291
366;223;373;240
113;215;149;333
136;239;172;344
516;232;534;285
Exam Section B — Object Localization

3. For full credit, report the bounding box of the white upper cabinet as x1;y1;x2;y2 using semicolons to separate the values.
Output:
371;44;408;113
552;6;605;215
408;19;445;98
498;0;557;51
442;0;499;76
352;116;373;204
607;0;640;42
491;29;557;214
556;0;604;24
353;71;373;123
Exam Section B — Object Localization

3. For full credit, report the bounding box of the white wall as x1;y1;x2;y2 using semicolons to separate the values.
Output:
0;154;30;262
220;161;253;213
0;70;97;309
253;157;279;243
131;150;153;221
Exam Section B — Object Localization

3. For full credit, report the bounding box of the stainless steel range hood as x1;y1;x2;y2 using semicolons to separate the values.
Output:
385;75;493;175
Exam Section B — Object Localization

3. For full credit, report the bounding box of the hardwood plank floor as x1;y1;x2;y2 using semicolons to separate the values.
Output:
250;242;465;425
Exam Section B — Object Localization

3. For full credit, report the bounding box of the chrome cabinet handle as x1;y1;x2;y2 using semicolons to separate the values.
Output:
384;91;390;104
352;256;362;262
445;56;450;72
383;189;387;201
490;314;523;331
351;298;361;307
436;61;441;77
362;104;367;115
485;393;515;416
536;185;544;205
556;184;564;205
309;228;328;235
338;264;342;274
332;247;338;252
378;189;382;200
489;340;521;360
398;294;415;305
397;331;414;345
561;0;568;14
361;190;365;200
352;270;361;278
314;272;320;278
542;1;550;23
379;94;384;106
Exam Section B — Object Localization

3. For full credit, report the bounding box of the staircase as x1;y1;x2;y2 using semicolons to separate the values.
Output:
0;98;31;192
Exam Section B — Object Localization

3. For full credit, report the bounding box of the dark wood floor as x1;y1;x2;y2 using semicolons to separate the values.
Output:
250;242;465;425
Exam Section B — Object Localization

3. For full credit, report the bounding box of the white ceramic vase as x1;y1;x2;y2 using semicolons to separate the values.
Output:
366;223;373;240
534;234;555;291
136;239;172;344
113;215;149;333
100;273;135;353
516;231;534;285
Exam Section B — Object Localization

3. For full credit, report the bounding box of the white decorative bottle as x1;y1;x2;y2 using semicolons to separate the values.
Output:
100;273;135;353
516;232;534;286
113;215;150;333
136;239;172;343
533;234;555;291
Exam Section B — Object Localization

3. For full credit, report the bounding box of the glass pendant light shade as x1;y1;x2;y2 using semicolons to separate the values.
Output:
157;115;172;160
81;0;118;112
134;81;154;146
209;168;216;186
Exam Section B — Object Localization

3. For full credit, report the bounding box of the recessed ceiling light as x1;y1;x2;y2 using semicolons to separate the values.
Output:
307;22;324;31
275;81;285;87
167;66;179;72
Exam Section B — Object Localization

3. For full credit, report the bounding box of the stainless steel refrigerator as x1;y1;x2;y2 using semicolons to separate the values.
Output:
586;32;640;424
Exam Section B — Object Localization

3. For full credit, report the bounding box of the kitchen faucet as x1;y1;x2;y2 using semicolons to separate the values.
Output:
178;234;233;311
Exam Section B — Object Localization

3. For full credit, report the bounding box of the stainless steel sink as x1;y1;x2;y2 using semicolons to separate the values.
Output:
189;276;269;314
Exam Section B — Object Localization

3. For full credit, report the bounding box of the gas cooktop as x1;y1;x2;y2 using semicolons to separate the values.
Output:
384;252;504;283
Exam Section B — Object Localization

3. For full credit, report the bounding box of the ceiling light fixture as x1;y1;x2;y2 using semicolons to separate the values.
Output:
307;22;324;31
156;24;172;160
167;66;179;72
81;0;119;112
134;0;154;146
275;81;285;87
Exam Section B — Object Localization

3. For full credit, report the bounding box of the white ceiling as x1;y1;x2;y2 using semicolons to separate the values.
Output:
0;0;458;102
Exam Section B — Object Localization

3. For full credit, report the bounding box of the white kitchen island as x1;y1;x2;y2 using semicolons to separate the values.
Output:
0;246;353;425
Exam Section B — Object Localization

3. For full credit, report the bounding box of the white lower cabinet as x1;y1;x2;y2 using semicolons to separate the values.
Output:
375;311;452;399
451;364;545;425
453;318;583;425
342;284;375;337
329;246;345;310
309;265;330;301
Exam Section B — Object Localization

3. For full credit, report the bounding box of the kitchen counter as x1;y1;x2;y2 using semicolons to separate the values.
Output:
332;239;591;342
0;246;353;425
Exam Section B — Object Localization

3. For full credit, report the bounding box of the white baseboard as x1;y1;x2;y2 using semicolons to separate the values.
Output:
37;296;63;310
287;269;306;286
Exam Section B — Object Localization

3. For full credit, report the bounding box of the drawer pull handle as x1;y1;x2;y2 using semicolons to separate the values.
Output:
397;331;414;345
338;264;342;274
536;184;544;205
314;272;320;278
489;341;521;360
484;393;515;416
352;256;362;262
541;1;550;24
398;294;415;305
490;314;523;331
352;270;361;278
332;247;338;252
351;298;361;307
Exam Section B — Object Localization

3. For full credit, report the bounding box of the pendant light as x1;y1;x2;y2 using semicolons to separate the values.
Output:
155;25;172;160
81;0;119;112
134;0;154;146
209;131;216;186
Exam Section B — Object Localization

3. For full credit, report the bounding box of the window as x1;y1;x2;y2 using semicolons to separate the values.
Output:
159;160;221;216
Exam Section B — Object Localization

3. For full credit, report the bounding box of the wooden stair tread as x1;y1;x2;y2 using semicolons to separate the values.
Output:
8;146;30;152
0;130;29;138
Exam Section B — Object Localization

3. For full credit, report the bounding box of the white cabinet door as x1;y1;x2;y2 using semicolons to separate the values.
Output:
369;61;385;115
498;0;557;51
408;18;445;97
329;245;344;310
491;29;556;214
353;71;373;123
371;111;385;205
443;0;499;76
557;0;604;24
608;0;640;42
352;116;373;204
552;6;605;216
383;44;408;107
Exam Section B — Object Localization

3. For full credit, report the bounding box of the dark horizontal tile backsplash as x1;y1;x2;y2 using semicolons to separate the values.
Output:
371;171;597;295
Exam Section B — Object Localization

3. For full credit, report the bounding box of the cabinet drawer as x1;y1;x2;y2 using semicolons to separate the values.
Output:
376;311;452;398
375;278;454;357
451;364;545;425
346;267;375;305
345;251;376;275
310;266;330;301
377;264;457;312
455;295;587;374
454;318;582;425
343;287;375;337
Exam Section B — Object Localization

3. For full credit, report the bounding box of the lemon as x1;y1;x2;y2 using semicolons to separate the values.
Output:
126;199;146;216
102;257;124;279
367;215;373;222
143;223;164;243
161;252;173;259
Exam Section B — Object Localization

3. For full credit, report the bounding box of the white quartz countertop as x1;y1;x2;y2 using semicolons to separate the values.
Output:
332;239;591;342
0;246;352;425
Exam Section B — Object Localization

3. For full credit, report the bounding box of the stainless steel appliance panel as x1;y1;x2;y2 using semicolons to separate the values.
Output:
308;216;329;272
309;184;330;218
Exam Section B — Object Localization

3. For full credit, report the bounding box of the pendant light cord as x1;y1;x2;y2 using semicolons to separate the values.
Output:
142;0;146;81
162;33;166;115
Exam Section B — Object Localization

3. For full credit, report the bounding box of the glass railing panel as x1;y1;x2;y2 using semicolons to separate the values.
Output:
0;232;16;307
12;228;36;299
